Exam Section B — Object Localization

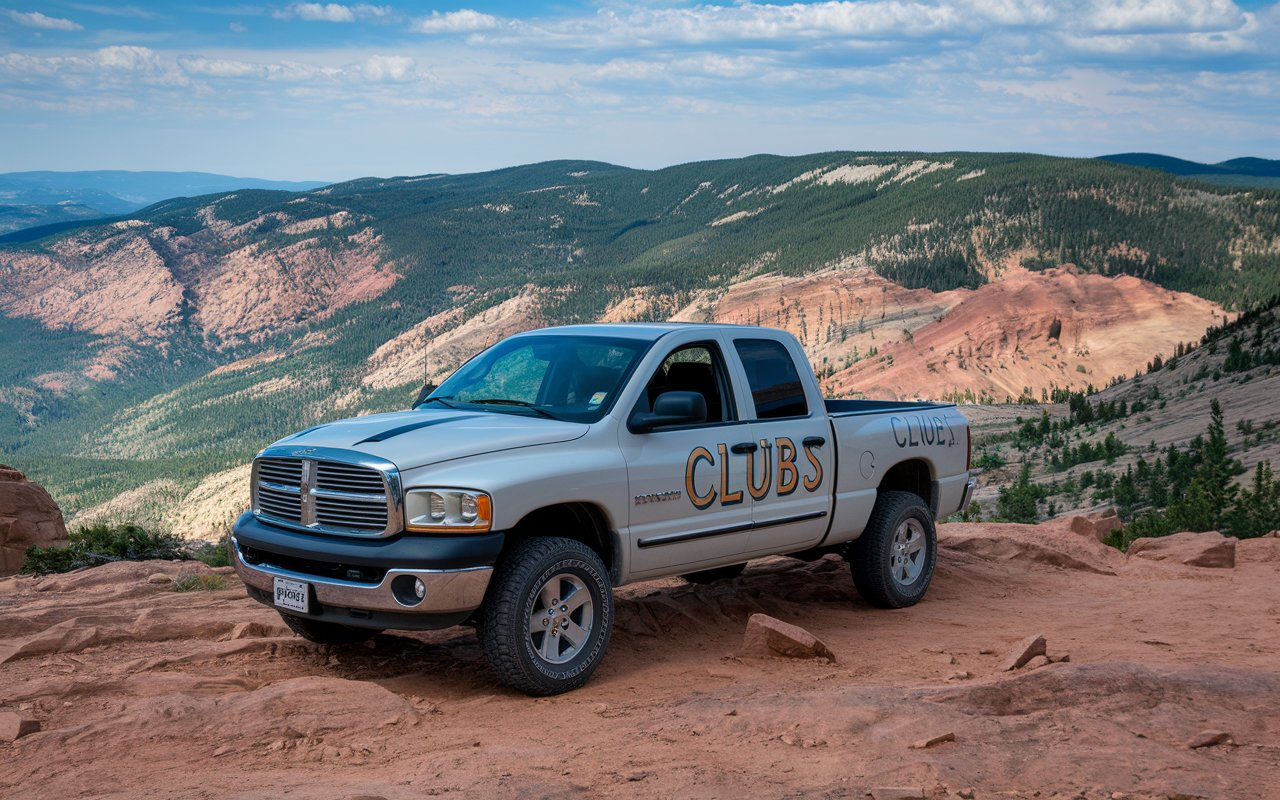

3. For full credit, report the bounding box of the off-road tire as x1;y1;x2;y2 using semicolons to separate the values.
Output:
849;490;937;609
681;562;747;584
278;612;381;644
479;537;614;696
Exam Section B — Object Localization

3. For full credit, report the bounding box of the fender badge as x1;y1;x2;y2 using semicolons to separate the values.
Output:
635;491;682;505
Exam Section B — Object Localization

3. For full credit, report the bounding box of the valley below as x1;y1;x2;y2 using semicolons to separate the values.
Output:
3;151;1276;535
3;520;1279;799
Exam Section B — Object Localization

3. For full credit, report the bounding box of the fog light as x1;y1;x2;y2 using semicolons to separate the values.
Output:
391;574;427;607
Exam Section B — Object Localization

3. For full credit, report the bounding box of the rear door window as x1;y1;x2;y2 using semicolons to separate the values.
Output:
733;338;808;419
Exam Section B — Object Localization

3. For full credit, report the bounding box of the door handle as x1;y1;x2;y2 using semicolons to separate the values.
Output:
730;442;758;454
803;436;826;447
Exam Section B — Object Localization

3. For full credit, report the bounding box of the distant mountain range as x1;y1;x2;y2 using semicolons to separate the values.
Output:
1;151;1278;534
0;171;329;235
1097;153;1280;189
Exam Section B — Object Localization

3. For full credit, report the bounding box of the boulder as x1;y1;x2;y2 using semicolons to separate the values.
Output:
0;465;69;576
1000;633;1047;671
1069;509;1122;542
910;731;955;749
1127;532;1236;569
0;711;40;742
741;613;836;661
1186;729;1234;749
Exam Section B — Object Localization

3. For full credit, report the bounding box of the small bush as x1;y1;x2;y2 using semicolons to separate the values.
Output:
186;535;232;568
22;523;187;576
973;450;1003;470
172;571;228;592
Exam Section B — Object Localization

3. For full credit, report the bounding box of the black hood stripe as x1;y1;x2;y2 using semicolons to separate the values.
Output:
354;414;483;444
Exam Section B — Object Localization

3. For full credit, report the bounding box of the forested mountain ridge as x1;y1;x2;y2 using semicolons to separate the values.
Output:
1;151;1278;533
0;170;328;235
1097;153;1280;190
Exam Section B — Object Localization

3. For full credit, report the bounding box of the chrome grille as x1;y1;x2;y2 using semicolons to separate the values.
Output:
251;448;403;538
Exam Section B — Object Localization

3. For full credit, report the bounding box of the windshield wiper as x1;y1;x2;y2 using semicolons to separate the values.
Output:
467;398;558;419
417;396;460;409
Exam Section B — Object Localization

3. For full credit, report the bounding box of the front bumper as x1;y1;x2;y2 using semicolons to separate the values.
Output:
231;512;501;629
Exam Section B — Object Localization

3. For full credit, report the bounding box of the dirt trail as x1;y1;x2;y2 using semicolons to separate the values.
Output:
3;522;1279;799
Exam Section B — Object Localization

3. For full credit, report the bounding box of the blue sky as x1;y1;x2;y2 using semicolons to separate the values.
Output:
2;1;1278;180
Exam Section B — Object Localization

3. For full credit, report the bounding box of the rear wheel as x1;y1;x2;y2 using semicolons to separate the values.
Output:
849;491;936;608
681;562;746;584
278;612;381;644
479;537;614;696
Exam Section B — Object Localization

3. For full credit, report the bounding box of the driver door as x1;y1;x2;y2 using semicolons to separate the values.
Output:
620;340;754;576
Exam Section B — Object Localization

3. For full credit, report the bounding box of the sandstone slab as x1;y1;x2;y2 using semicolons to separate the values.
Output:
1000;633;1047;671
741;613;836;661
1186;730;1234;749
910;731;955;749
0;711;40;742
1069;509;1122;542
1128;532;1236;569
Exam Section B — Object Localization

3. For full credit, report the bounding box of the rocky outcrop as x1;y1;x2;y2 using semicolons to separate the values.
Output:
1000;633;1047;671
0;465;69;576
1069;508;1121;542
1127;531;1236;569
741;613;836;661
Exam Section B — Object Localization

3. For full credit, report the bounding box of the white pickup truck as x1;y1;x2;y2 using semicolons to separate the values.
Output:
231;323;974;694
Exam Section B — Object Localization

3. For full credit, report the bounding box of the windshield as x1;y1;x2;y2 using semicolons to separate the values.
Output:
426;334;651;423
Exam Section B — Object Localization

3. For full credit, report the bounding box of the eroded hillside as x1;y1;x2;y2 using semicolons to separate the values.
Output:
2;152;1279;532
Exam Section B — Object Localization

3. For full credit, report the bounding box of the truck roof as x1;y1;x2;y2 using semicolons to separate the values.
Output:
514;322;780;343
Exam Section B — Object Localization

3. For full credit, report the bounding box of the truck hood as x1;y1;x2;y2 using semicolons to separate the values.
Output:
268;409;589;470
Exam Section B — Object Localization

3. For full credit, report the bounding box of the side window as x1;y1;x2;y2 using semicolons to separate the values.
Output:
734;338;808;419
642;344;732;424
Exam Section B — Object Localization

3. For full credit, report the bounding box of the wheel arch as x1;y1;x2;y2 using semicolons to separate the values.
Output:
503;502;621;584
877;458;936;515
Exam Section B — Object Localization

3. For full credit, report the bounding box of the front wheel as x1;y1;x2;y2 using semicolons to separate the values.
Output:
849;491;937;608
479;537;614;696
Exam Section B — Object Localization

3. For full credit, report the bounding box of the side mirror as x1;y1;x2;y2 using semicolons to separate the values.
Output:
412;382;437;409
630;391;707;433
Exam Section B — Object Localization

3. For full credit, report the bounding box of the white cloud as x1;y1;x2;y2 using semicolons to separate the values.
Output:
1085;0;1245;33
179;57;262;78
8;10;83;31
229;21;247;34
286;3;354;22
96;45;160;71
362;54;415;82
353;4;392;19
412;9;499;34
264;61;343;82
276;3;391;23
66;4;153;19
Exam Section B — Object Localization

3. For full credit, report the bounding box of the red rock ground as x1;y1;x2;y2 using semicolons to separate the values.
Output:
2;521;1279;799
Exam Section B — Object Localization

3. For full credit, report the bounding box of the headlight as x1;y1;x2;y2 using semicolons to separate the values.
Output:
404;489;492;533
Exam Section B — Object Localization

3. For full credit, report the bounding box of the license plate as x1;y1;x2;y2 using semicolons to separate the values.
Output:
273;577;310;613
